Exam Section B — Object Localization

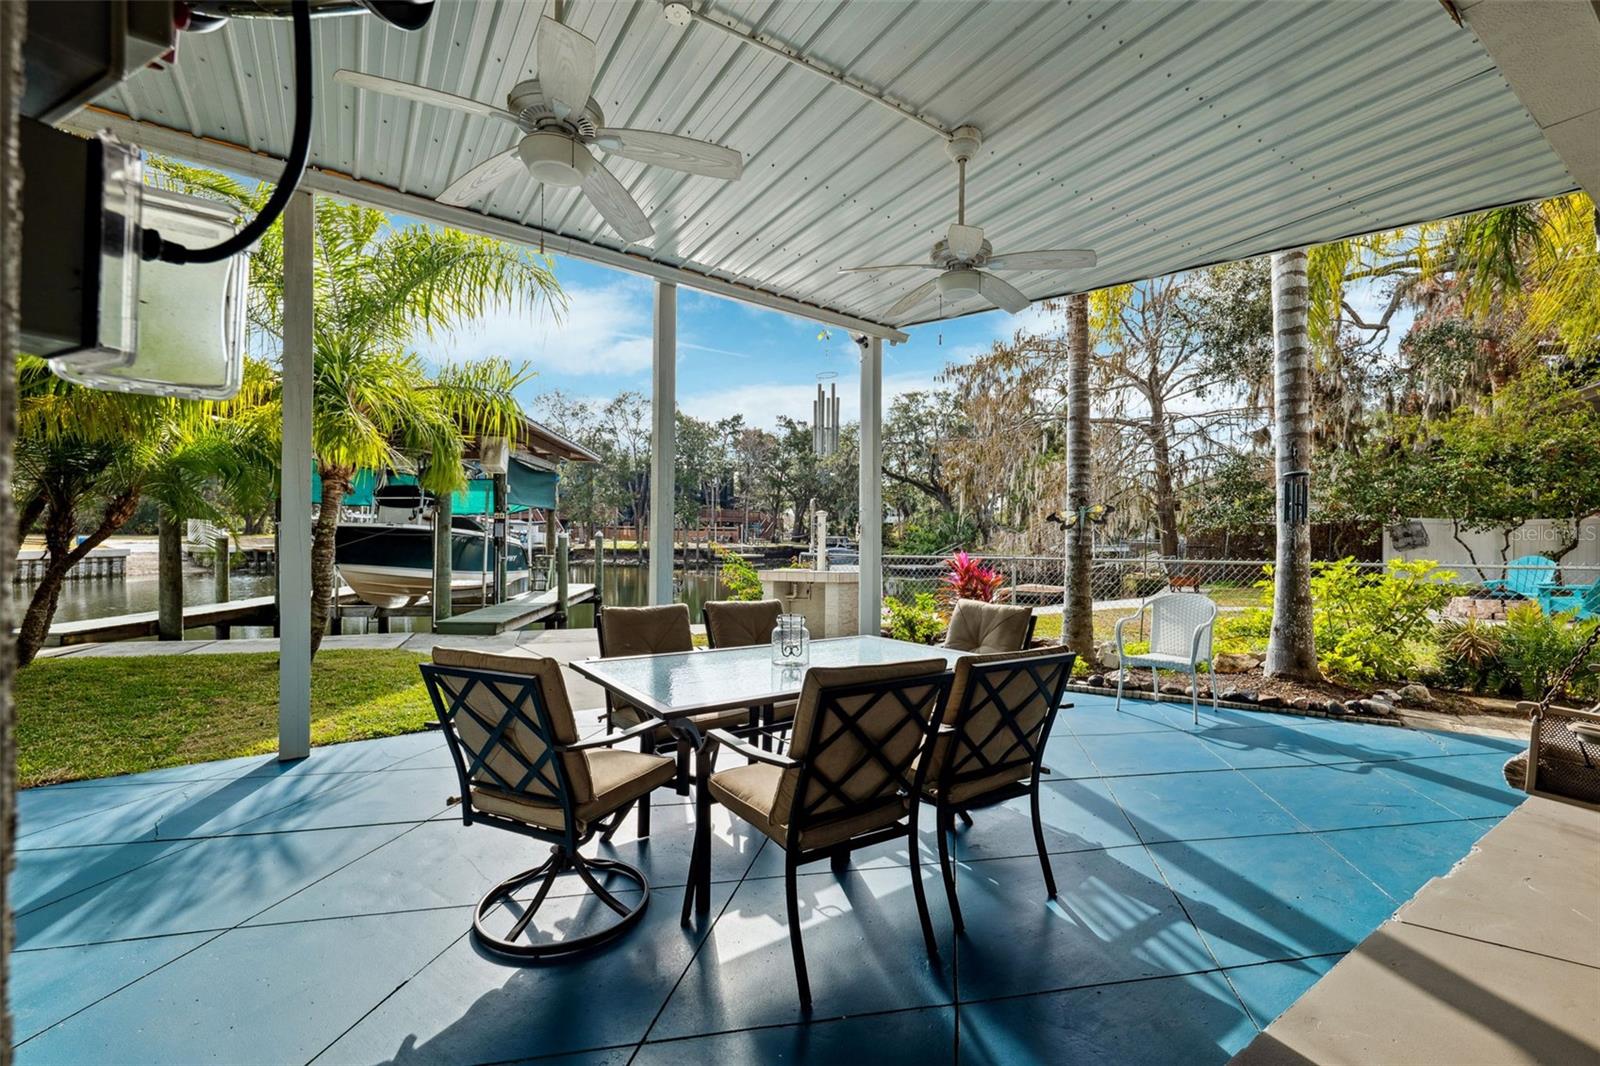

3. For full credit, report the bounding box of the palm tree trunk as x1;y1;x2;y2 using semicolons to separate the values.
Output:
157;510;184;640
1064;292;1095;658
15;491;139;667
309;468;350;657
1266;250;1320;681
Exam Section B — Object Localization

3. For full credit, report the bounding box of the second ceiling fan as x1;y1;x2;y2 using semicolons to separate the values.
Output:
840;126;1097;322
335;15;744;243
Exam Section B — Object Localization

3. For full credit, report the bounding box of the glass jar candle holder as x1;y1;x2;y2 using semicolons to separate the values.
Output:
771;613;810;666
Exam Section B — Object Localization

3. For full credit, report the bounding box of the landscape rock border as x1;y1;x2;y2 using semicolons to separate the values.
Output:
1064;680;1404;729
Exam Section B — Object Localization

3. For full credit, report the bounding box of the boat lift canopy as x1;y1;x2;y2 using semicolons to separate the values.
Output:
312;457;559;514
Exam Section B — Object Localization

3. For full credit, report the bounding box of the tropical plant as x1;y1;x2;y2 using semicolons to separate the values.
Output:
1265;249;1321;682
884;593;944;644
154;162;563;654
716;545;764;601
940;551;1004;605
1500;603;1600;702
1437;617;1505;693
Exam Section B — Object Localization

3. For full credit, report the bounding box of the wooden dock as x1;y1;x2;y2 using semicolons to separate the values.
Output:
432;583;598;636
42;595;280;646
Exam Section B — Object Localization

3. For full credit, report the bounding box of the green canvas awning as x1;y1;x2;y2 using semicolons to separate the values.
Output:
312;458;558;514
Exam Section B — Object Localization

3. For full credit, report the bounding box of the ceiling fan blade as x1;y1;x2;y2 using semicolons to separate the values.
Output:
582;159;654;243
984;248;1098;271
593;128;743;180
837;263;936;274
333;70;521;126
437;148;523;207
884;277;940;321
978;271;1032;314
538;16;597;121
946;223;985;260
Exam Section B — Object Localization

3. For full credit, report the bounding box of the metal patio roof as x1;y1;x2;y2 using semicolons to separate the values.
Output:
84;0;1577;336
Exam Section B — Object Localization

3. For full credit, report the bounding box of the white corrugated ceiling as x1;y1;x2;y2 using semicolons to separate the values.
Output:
92;0;1577;333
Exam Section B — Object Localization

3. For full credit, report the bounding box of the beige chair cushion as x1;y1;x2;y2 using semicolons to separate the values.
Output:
432;645;591;801
471;748;675;834
922;645;1076;805
775;657;949;830
599;604;695;732
943;599;1034;653
703;599;782;649
708;762;908;851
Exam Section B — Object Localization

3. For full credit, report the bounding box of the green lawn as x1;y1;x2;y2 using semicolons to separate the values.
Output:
16;649;435;788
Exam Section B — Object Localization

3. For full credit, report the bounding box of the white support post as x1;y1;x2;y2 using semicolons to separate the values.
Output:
649;281;677;605
857;336;883;634
278;189;314;761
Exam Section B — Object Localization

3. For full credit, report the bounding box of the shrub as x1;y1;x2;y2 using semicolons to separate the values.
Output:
716;545;764;601
1500;603;1600;701
1437;617;1504;693
1214;608;1272;655
940;551;1004;605
1305;557;1459;684
885;593;945;644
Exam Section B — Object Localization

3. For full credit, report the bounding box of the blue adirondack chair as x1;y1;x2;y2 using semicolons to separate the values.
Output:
1536;577;1600;620
1481;554;1556;600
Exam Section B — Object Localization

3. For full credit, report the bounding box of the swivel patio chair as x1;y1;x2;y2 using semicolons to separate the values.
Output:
703;598;796;747
918;646;1076;933
1482;554;1556;600
597;603;752;791
422;646;676;959
943;599;1037;653
695;658;952;1009
1114;592;1217;724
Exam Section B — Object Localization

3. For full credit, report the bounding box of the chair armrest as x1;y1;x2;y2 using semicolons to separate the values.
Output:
1113;612;1141;653
1189;621;1214;663
565;718;660;752
706;728;799;768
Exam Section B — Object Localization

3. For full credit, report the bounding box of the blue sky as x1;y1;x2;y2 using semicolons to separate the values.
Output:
410;252;1039;428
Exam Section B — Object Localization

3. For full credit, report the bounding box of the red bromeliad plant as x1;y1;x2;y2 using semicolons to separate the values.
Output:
941;551;1005;605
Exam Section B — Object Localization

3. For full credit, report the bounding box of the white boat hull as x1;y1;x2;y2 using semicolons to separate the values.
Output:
337;563;531;610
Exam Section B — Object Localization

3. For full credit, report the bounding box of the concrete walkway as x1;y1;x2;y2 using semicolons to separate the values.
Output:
1232;795;1600;1064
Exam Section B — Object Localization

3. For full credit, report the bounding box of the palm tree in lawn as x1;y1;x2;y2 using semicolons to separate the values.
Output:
12;359;278;665
235;187;558;653
1062;292;1095;659
1265;250;1320;682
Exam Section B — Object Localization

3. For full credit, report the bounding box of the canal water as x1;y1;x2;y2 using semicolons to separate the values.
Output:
9;562;725;641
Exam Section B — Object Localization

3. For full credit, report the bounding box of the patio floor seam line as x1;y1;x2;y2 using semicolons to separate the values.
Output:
16;811;453;853
12;839;208;920
628;830;775;1061
616;999;967;1058
942;956;1319;1008
14;819;427;1039
15;782;195;842
1393;918;1600;971
471;1040;641;1066
9;926;237;1050
304;927;474;1066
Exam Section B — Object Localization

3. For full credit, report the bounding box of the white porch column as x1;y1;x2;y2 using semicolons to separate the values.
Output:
857;335;883;634
648;281;676;605
278;189;314;760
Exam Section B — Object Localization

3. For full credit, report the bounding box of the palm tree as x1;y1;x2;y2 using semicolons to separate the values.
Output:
1063;292;1094;658
155;162;562;654
1265;250;1320;681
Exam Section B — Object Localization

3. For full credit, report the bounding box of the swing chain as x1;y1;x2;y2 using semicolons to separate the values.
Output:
1536;621;1600;716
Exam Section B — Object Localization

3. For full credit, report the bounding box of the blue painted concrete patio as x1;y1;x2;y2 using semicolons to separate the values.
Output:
9;694;1526;1065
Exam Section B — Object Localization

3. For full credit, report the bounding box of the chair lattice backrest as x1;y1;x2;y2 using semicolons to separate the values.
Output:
944;599;1034;653
1147;593;1217;660
775;660;950;841
421;650;591;809
931;647;1077;796
597;604;693;724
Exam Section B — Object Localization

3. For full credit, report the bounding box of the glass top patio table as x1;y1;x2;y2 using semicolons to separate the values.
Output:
570;635;968;721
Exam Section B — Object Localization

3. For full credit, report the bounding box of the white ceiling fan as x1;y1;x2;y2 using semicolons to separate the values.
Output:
840;126;1096;321
333;15;743;244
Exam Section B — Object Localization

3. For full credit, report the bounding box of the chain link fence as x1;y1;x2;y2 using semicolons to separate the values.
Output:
881;554;1600;612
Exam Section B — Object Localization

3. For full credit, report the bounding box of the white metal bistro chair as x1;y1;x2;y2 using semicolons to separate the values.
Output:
1114;592;1218;724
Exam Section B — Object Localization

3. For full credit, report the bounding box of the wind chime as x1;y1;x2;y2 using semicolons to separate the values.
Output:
812;372;841;457
1281;442;1311;527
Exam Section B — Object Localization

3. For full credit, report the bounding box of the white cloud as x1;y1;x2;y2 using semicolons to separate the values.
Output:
412;280;655;376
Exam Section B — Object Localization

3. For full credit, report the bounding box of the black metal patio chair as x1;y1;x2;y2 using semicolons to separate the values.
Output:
421;646;677;960
693;657;952;1009
943;598;1037;653
702;598;796;748
916;645;1076;933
